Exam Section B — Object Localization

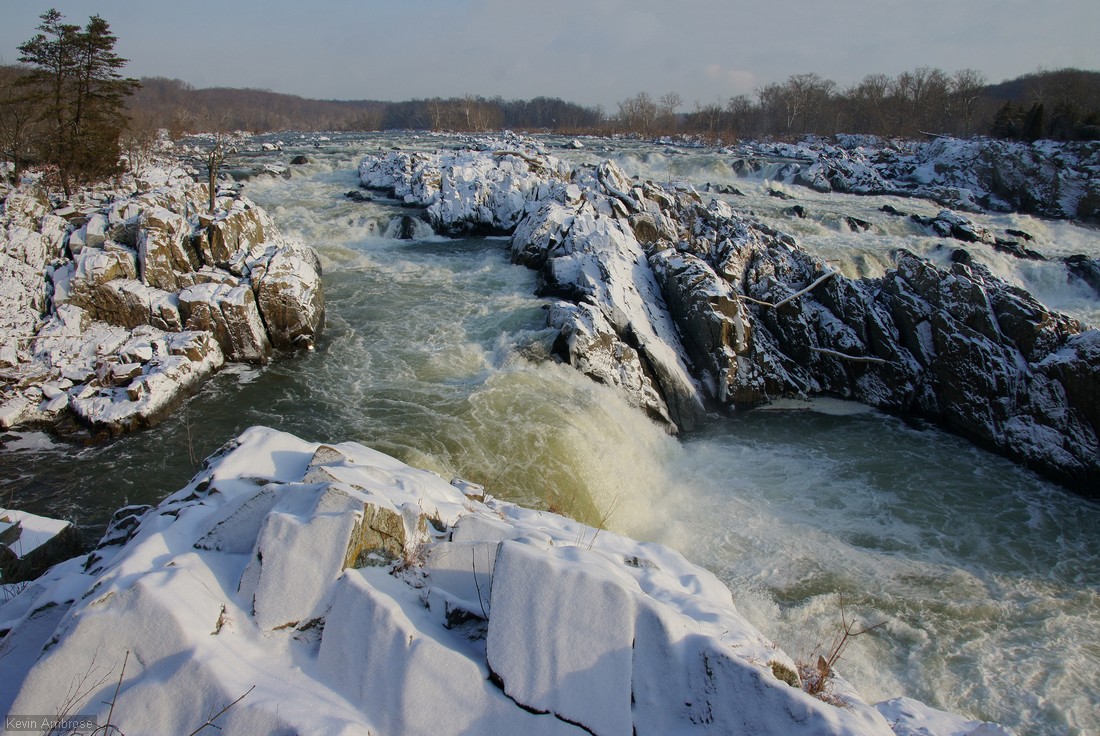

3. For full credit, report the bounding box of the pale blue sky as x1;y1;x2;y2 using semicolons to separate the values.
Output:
2;0;1097;109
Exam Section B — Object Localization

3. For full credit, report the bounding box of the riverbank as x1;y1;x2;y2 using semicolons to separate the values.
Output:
0;425;1011;736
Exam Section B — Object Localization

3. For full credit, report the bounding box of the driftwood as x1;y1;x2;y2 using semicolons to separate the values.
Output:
810;346;889;364
492;149;547;171
740;270;837;309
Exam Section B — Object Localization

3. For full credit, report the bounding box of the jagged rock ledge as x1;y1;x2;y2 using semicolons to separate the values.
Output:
0;426;1008;735
728;135;1100;222
0;171;324;436
359;137;1099;496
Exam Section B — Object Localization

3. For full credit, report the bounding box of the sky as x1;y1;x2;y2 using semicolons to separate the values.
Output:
2;0;1098;110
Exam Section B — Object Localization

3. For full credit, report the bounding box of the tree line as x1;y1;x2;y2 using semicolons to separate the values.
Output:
116;67;1100;143
123;79;606;138
676;67;1100;142
3;9;1100;195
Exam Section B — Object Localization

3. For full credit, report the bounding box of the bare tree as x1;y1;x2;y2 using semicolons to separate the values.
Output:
757;73;835;137
950;69;987;136
894;66;952;134
847;73;893;135
617;91;658;134
657;92;682;132
0;65;41;182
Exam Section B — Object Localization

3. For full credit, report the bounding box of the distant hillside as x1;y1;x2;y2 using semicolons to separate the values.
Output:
127;77;390;133
125;77;603;135
986;68;1100;106
6;64;1100;143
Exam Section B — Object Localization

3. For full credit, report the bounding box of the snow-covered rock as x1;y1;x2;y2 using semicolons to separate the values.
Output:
0;176;324;435
0;425;996;735
358;134;572;235
356;139;1098;492
730;136;1100;221
0;508;82;584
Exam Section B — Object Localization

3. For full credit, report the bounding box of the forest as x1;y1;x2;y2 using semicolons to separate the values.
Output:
4;59;1100;186
115;66;1100;142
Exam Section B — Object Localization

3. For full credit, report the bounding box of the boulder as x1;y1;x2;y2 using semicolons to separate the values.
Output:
178;282;271;363
196;201;269;270
0;509;83;583
487;541;639;735
137;206;200;291
252;243;325;351
1064;255;1100;296
548;301;673;426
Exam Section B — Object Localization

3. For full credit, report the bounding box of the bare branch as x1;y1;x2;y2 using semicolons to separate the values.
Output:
809;347;889;365
740;270;836;309
186;685;255;736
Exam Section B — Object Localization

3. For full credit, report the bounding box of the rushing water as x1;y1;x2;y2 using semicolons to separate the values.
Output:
2;133;1098;735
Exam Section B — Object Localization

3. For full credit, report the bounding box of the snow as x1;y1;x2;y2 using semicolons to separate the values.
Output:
486;540;639;735
1;171;323;435
730;136;1100;221
0;509;72;559
876;697;1013;736
0;425;1001;735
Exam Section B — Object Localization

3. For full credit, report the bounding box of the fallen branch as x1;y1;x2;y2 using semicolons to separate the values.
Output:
95;649;129;735
810;346;889;365
492;150;546;171
740;270;836;309
187;685;255;736
596;165;640;214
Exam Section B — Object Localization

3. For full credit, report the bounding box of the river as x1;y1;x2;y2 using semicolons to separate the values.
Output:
2;132;1098;735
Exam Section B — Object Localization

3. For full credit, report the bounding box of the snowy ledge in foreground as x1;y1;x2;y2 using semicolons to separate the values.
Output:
0;427;1010;736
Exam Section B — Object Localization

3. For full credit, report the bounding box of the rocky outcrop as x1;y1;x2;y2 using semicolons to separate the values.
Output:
0;175;324;435
0;508;82;584
358;135;572;235
731;136;1100;222
654;194;1099;494
369;138;1097;493
0;426;956;735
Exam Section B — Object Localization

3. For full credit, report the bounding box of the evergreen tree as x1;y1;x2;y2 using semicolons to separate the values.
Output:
990;101;1020;139
1022;102;1046;142
17;9;139;195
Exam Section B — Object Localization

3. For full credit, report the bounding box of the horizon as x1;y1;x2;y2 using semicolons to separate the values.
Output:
1;1;1099;111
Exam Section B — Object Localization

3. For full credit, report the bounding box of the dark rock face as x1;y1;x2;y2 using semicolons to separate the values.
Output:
365;141;1100;495
663;201;1099;495
1065;255;1100;296
516;164;1099;494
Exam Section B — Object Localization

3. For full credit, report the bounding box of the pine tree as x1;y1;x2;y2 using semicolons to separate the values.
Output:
1022;102;1046;142
17;9;140;195
990;101;1020;140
